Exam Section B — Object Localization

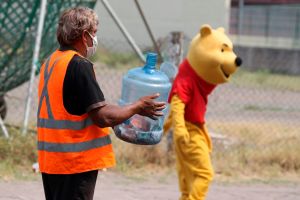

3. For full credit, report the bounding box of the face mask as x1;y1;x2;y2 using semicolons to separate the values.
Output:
86;32;98;58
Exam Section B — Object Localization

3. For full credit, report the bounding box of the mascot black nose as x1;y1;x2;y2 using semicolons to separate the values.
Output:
235;57;242;67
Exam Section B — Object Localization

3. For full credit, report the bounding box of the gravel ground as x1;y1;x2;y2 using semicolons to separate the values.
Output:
0;171;299;200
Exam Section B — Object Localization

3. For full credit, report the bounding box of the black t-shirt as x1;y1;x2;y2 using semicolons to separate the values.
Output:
61;46;106;115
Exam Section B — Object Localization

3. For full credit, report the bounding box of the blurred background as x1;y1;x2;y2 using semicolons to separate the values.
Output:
0;0;299;181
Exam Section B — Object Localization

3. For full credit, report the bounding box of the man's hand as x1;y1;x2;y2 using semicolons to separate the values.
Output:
89;93;166;128
135;93;166;120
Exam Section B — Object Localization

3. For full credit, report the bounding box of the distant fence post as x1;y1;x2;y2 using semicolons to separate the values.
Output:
162;31;184;152
0;116;9;138
22;0;47;135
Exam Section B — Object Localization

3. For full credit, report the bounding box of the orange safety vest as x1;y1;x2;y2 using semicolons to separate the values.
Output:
37;49;115;174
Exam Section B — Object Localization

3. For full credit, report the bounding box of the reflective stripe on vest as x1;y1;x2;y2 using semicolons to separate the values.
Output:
38;135;111;152
37;118;94;130
37;57;55;119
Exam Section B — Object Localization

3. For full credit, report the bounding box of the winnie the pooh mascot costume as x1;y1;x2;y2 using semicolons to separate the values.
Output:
164;24;242;200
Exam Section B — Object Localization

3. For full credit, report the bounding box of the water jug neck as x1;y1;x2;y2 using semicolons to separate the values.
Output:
143;52;157;74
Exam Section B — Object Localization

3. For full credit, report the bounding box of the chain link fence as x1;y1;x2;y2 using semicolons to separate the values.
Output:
1;2;300;177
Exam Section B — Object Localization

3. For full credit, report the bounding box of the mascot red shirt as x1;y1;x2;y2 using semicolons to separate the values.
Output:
168;59;216;125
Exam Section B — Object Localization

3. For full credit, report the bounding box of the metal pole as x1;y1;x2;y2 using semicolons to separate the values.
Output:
22;0;47;135
133;0;162;63
238;0;244;37
0;116;9;138
101;0;145;63
265;6;270;40
295;10;300;40
294;10;300;47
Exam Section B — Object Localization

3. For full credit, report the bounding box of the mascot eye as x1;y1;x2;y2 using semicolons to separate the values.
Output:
221;48;224;52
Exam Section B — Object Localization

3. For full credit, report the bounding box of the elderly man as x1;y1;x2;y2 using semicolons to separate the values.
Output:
37;7;165;200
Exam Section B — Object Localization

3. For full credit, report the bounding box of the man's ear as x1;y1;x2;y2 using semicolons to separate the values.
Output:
200;24;212;37
82;30;89;45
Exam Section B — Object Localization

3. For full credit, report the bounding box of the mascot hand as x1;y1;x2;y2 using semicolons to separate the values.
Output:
163;113;172;135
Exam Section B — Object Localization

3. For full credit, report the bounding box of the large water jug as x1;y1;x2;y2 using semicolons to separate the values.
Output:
113;52;172;145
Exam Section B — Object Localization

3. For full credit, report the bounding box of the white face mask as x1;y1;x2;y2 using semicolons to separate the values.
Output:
86;32;98;58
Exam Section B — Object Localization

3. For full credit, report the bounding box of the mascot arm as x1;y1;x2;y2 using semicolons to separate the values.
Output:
163;111;173;134
170;95;189;141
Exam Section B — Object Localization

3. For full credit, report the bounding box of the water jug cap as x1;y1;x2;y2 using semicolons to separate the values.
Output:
143;52;157;73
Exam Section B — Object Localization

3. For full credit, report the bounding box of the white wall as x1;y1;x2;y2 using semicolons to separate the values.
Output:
95;0;231;46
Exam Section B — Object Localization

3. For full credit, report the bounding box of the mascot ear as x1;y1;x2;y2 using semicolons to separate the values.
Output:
200;24;212;37
217;27;225;33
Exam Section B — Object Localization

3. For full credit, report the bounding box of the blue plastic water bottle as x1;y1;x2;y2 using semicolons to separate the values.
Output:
113;52;171;145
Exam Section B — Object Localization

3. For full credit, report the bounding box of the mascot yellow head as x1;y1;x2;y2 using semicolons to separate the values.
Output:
187;24;242;85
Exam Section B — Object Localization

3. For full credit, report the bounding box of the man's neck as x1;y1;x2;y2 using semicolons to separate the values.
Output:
72;42;86;57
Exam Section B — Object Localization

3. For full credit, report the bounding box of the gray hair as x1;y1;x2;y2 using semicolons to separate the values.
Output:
57;7;98;46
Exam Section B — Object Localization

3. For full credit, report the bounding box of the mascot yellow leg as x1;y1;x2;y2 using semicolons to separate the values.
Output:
170;95;213;200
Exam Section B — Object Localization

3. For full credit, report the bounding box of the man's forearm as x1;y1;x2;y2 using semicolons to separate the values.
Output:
89;103;140;128
88;93;165;128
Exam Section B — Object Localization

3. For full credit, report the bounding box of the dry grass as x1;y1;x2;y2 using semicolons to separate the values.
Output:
111;133;175;175
0;123;299;183
0;127;37;180
110;120;300;182
209;121;300;182
231;69;300;92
